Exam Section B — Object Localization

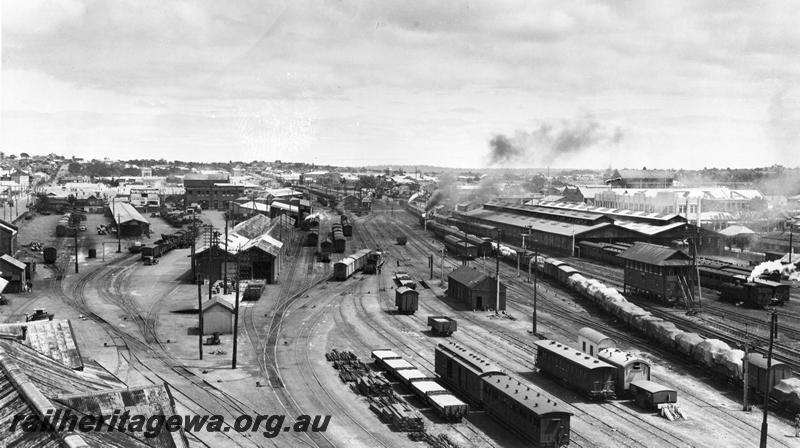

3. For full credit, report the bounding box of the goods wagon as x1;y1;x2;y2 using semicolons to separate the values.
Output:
43;247;58;265
746;353;793;397
428;316;457;336
444;235;477;259
363;251;383;274
339;215;353;236
393;272;417;289
320;239;333;255
434;342;572;447
332;234;346;253
333;249;372;281
629;380;677;410
534;340;616;400
717;282;772;308
304;232;319;247
597;348;651;395
372;349;469;421
242;280;266;301
395;287;419;314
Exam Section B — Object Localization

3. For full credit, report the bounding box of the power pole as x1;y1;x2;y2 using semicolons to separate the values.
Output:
232;251;240;369
116;213;122;253
495;229;501;315
759;311;778;448
208;227;215;303
73;209;79;273
533;241;538;335
190;210;197;278
440;247;446;284
223;213;229;295
463;231;468;266
743;324;750;411
197;276;203;360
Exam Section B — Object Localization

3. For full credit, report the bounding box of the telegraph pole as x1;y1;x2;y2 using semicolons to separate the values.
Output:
742;324;750;411
208;227;216;303
73;210;79;273
223;213;229;295
440;247;446;284
495;229;501;315
117;213;122;253
197;275;203;360
232;250;240;369
532;241;538;335
759;311;778;448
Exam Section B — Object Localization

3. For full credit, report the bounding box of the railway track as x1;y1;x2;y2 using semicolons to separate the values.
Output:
391;206;799;446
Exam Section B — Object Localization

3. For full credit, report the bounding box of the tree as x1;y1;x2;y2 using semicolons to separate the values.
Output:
20;152;30;158
68;162;82;174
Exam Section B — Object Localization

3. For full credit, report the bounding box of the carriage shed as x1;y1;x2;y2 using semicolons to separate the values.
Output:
617;242;694;301
746;353;793;396
578;327;616;357
201;296;234;334
435;341;504;404
108;199;150;237
195;232;283;285
447;266;506;311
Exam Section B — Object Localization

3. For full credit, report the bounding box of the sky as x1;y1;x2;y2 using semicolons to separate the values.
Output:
2;1;799;169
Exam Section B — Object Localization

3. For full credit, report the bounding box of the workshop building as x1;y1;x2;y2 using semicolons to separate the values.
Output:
447;266;506;311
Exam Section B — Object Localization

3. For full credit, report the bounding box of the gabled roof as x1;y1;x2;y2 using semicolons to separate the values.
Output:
0;219;18;235
718;225;755;237
448;266;488;288
233;214;272;239
618;242;692;266
201;296;234;313
0;320;83;369
110;199;149;225
0;254;26;270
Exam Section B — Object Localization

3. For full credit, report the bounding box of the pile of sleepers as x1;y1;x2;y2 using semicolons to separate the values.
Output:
369;396;424;432
326;349;368;382
408;432;462;448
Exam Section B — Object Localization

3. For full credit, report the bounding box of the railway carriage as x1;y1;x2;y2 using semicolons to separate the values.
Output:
481;373;572;448
629;380;677;410
534;340;616;400
434;342;504;404
596;348;651;395
443;235;478;259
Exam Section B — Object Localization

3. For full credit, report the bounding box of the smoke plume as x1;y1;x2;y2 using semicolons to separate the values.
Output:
748;259;799;282
489;115;624;166
425;172;457;211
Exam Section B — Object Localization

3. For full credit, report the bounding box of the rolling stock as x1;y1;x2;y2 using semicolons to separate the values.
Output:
434;342;572;447
534;339;616;400
443;235;477;259
332;249;372;280
371;349;468;421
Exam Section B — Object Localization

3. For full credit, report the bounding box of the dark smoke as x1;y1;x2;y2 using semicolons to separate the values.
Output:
489;115;624;166
425;172;457;211
425;190;446;211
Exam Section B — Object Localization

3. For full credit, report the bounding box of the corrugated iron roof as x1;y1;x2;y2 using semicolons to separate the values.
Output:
447;266;488;288
201;296;234;313
111;199;149;225
0;320;83;370
0;254;26;270
617;242;692;266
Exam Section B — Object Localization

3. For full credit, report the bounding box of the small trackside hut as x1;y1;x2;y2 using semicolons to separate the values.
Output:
446;266;506;311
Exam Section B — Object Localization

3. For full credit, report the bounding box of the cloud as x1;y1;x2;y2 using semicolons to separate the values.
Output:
2;1;800;168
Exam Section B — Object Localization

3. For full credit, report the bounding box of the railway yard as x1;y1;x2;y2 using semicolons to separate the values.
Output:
1;197;798;448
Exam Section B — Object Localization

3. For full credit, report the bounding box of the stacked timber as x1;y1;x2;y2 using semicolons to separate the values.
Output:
369;397;424;432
